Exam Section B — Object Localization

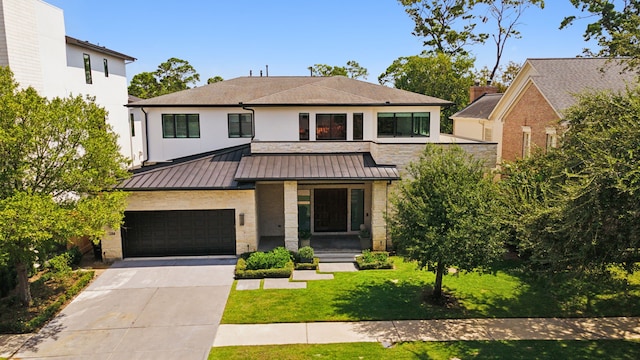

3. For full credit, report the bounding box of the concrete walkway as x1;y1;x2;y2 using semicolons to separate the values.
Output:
213;317;640;347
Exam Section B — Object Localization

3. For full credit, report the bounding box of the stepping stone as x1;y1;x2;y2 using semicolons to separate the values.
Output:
236;279;261;290
292;270;334;281
319;262;358;273
263;278;306;289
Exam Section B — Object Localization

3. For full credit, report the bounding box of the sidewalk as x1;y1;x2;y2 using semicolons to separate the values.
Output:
213;317;640;347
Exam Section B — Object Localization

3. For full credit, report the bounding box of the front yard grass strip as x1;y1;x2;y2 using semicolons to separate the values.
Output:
222;257;640;324
209;340;640;360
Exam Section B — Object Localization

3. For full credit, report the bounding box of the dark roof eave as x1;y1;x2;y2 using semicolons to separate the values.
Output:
65;36;136;61
235;177;399;182
126;102;452;108
117;186;254;191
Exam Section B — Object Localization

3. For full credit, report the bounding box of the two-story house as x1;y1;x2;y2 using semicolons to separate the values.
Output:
0;0;140;166
101;76;497;261
452;58;638;164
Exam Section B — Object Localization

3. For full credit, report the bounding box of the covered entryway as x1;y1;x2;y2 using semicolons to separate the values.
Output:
122;210;236;257
314;188;348;232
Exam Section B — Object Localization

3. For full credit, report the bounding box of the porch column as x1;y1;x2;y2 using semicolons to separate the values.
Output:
283;180;299;252
371;181;388;251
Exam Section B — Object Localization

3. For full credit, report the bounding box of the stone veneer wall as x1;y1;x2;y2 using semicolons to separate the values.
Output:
371;181;389;251
101;189;257;261
283;181;298;251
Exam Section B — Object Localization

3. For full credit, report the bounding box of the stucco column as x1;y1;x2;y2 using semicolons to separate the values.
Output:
371;180;389;251
283;181;299;252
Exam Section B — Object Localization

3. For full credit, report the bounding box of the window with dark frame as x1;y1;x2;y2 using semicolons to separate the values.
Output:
162;114;200;138
376;112;430;137
316;114;346;140
353;113;363;140
103;58;109;77
228;113;253;138
83;53;92;84
130;113;135;137
299;113;309;140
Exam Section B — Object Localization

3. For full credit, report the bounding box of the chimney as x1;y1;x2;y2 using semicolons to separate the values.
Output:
469;83;498;103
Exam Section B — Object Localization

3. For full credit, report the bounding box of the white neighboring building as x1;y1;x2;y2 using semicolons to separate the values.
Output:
0;0;141;166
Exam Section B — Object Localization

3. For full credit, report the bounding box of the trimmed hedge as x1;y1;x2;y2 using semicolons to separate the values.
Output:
294;257;319;270
235;258;293;279
355;251;394;270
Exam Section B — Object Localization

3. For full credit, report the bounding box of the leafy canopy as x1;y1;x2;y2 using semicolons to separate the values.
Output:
389;144;505;297
0;67;129;305
128;57;200;99
308;60;369;79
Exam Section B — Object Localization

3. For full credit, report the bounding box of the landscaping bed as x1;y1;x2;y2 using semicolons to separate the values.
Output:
355;250;394;270
235;246;319;279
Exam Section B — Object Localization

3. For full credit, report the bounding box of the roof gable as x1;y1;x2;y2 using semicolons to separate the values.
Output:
129;76;452;107
451;93;503;120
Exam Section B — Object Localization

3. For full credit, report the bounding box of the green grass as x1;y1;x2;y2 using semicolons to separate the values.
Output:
222;257;640;323
209;340;640;359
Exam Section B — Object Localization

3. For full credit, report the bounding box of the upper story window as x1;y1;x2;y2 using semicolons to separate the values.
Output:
130;113;135;137
522;126;531;158
316;114;346;140
103;58;109;77
545;127;557;151
353;113;363;140
83;53;92;84
299;113;309;140
162;114;200;138
228;113;253;138
377;112;430;137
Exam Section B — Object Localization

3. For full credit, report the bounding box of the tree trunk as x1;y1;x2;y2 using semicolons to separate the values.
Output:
433;261;445;299
16;261;32;306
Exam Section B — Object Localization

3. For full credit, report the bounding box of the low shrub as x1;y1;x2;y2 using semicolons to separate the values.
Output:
295;257;319;270
46;252;72;280
297;246;314;261
245;247;292;270
356;250;394;270
235;258;293;279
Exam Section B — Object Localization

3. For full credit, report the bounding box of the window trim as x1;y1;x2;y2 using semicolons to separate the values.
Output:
228;113;254;138
522;126;532;158
162;114;200;139
83;53;92;84
376;112;430;138
353;113;363;140
316;113;347;141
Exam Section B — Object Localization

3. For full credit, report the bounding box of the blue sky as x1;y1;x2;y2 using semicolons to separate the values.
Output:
46;0;595;85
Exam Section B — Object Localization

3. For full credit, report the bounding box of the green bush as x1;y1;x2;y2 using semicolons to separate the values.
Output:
297;246;314;261
294;257;319;270
47;252;72;279
67;246;83;266
245;247;292;270
356;250;394;270
235;258;293;279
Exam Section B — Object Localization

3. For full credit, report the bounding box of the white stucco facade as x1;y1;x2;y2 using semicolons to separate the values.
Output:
0;0;138;166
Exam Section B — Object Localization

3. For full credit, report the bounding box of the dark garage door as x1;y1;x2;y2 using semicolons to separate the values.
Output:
122;210;236;257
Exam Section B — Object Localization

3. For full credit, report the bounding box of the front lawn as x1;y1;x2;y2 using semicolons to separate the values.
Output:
209;340;640;360
222;257;640;323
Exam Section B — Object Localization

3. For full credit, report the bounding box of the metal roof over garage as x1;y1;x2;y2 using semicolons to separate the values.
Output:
118;145;251;190
234;153;399;181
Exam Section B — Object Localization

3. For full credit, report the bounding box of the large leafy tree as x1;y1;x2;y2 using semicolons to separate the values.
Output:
0;67;129;305
389;144;506;299
400;0;544;81
308;60;369;79
379;53;475;133
561;0;640;70
128;57;200;99
501;86;640;272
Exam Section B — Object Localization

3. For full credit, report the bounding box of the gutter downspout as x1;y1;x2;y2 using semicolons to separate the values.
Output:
242;105;256;140
141;107;150;166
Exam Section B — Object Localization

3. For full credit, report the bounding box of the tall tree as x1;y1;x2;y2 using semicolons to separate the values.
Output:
561;0;640;71
474;60;522;91
379;53;475;133
309;61;369;79
0;67;129;305
128;57;200;99
389;144;505;299
400;0;544;81
500;86;640;272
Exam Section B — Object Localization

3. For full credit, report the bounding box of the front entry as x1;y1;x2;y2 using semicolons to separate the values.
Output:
314;188;347;232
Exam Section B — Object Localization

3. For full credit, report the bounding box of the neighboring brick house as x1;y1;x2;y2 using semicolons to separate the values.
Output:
101;76;498;261
452;58;638;164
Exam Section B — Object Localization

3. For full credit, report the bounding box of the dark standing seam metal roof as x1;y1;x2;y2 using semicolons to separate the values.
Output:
234;153;399;181
117;145;251;190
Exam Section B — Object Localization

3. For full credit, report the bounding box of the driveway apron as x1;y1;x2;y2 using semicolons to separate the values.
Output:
13;257;236;360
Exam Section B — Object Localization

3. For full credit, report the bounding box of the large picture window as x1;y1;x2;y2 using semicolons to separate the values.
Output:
316;114;346;140
162;114;200;138
377;112;430;137
228;113;253;138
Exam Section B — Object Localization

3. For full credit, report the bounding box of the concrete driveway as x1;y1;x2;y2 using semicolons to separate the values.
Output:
13;257;236;360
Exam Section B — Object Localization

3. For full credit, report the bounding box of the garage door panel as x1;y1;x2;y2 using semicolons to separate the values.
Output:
122;210;236;257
